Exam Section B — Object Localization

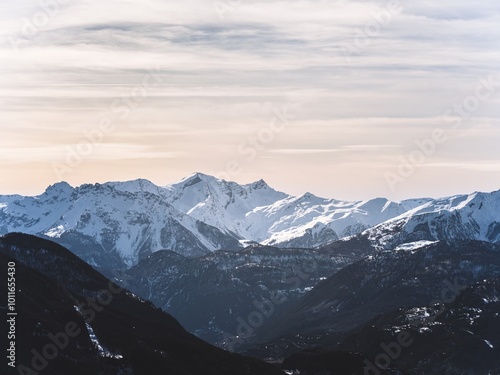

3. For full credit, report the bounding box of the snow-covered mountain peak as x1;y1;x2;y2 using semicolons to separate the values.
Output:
43;181;74;196
357;197;388;210
246;178;272;191
286;192;332;209
174;172;221;188
76;182;112;193
104;178;165;196
37;181;75;204
365;189;500;251
298;192;321;201
0;178;244;266
170;173;285;199
163;174;289;239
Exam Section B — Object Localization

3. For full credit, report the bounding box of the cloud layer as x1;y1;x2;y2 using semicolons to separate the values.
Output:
1;0;499;199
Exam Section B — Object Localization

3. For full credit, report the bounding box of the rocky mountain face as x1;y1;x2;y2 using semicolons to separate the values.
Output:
274;275;500;375
121;244;357;347
262;277;500;375
334;276;500;375
243;240;500;373
0;233;283;375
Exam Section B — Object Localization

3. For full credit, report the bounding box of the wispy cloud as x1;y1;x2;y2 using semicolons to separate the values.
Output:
269;149;340;155
427;161;500;172
270;145;401;154
341;145;401;151
0;144;181;164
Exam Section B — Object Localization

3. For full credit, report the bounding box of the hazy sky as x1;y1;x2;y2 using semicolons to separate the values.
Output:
1;0;500;200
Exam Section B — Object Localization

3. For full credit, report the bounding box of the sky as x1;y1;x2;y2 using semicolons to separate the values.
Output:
1;0;500;200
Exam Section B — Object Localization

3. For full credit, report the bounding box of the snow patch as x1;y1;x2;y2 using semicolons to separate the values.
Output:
73;306;124;359
84;322;123;359
394;240;439;252
485;340;494;349
44;225;65;238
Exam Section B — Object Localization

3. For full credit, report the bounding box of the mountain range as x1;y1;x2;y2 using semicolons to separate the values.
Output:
1;173;499;271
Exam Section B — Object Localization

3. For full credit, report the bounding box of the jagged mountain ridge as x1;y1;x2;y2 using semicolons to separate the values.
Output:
0;179;240;267
0;173;499;269
366;190;500;250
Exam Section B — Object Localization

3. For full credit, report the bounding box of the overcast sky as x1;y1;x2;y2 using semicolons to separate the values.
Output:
1;0;499;200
